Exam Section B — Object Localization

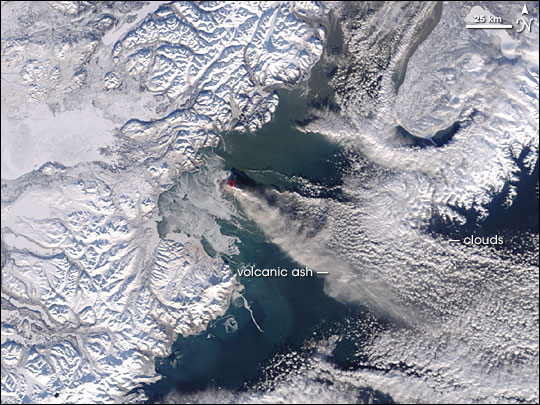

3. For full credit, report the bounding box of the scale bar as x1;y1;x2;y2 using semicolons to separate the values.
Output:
466;24;512;29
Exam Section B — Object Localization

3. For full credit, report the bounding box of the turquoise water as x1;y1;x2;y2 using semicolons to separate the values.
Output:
220;101;342;180
144;84;379;400
216;90;349;201
142;85;539;404
139;18;388;399
141;9;539;400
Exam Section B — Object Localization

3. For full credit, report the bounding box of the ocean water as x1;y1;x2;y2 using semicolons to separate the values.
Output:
143;82;539;405
429;156;539;256
144;77;392;400
140;14;389;399
142;9;539;402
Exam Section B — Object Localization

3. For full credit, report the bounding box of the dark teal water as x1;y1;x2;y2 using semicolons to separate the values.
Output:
429;154;539;258
140;14;394;400
216;90;350;202
141;8;539;400
142;84;539;403
143;83;384;401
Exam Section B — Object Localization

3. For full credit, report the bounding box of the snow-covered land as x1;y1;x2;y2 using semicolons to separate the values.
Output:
1;1;329;402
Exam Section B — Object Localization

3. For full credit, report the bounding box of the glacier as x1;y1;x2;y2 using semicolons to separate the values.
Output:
1;1;329;403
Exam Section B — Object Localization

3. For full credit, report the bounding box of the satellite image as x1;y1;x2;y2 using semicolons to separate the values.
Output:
1;1;538;404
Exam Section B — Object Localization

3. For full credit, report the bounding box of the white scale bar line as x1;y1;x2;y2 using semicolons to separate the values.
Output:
317;271;329;275
466;24;513;29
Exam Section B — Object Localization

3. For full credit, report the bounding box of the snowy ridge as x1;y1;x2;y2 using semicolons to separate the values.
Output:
1;162;237;403
1;1;329;403
108;1;326;131
319;1;539;226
